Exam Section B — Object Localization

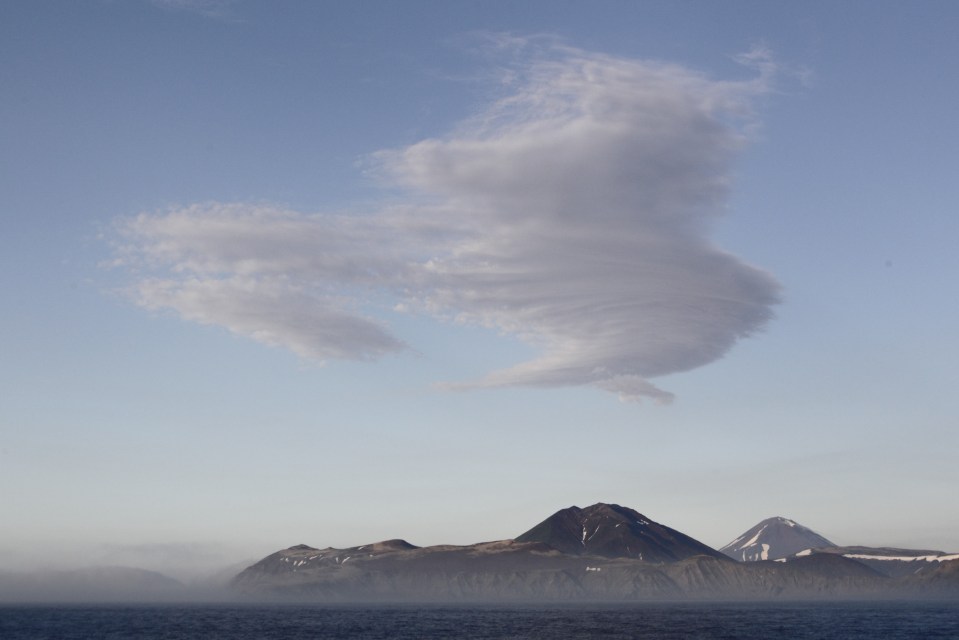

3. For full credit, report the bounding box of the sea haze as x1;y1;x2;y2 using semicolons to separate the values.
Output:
2;602;958;640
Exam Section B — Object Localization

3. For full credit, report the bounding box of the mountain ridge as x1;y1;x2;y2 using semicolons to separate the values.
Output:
3;505;954;602
790;546;959;578
230;503;959;601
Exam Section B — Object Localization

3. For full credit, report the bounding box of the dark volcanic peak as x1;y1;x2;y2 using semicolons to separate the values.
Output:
514;503;725;562
721;516;834;562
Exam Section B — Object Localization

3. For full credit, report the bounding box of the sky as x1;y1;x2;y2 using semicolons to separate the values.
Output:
2;0;959;581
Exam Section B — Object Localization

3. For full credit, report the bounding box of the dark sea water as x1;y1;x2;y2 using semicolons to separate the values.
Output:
1;602;958;639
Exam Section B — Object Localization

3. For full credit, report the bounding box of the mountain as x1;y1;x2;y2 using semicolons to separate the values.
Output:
230;503;959;601
791;546;959;578
230;538;912;602
515;503;726;562
722;516;959;578
721;517;834;561
0;566;185;602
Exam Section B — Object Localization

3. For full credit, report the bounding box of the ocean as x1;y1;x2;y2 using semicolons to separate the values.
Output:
1;601;957;639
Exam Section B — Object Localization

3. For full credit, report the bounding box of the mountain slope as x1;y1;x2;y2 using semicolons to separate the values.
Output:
792;546;959;578
721;517;834;562
231;540;912;601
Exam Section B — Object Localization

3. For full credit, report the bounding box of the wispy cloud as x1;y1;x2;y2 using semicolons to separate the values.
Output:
112;42;781;402
149;0;237;20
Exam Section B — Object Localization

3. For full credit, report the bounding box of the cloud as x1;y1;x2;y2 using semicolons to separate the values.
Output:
112;43;780;402
135;276;405;361
149;0;237;19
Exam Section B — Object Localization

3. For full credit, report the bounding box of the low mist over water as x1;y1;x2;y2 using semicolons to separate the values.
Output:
3;603;959;639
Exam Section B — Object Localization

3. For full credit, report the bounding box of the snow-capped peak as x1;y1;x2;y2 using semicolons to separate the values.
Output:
721;517;834;562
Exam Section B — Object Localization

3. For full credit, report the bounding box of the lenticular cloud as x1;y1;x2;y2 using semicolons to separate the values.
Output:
114;44;781;402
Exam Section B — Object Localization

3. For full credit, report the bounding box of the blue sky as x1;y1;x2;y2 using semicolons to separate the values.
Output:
2;0;958;578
